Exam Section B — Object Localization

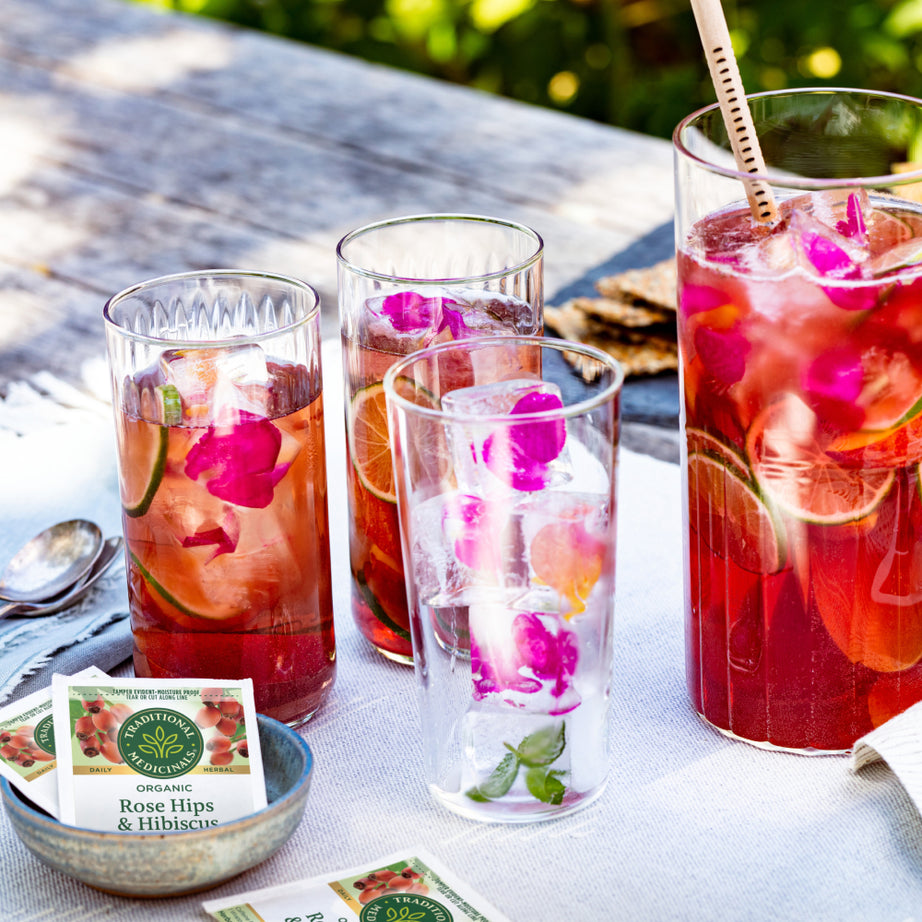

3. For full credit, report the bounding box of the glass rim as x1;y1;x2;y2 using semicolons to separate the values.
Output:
383;335;624;423
102;268;321;347
673;86;922;189
335;213;544;285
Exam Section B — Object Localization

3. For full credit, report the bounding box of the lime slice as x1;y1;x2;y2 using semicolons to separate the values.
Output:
748;393;895;525
348;377;437;504
687;451;785;574
122;386;178;518
129;551;243;620
686;427;751;482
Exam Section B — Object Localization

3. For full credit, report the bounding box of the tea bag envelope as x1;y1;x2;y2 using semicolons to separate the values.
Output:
52;676;266;831
0;666;107;818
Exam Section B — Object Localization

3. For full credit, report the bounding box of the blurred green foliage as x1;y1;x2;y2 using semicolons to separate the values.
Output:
129;0;922;139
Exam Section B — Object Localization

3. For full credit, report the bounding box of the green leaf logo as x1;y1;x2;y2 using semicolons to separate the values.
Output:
116;708;204;779
137;725;185;759
358;892;452;922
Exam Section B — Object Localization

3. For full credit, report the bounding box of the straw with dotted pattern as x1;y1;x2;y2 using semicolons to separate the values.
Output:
689;0;779;225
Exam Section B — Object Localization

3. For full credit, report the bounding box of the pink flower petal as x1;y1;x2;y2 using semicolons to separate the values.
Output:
680;284;730;319
481;392;566;491
185;410;288;508
694;324;750;386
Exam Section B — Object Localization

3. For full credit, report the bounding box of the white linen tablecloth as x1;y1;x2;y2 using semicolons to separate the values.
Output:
3;342;922;921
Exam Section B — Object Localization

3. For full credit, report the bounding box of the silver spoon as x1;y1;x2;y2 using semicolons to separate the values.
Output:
0;519;103;603
0;536;123;619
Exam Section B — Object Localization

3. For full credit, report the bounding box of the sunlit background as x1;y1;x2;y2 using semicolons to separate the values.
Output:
125;0;922;140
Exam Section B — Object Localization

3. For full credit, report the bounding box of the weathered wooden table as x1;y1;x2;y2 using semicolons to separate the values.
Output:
0;0;679;458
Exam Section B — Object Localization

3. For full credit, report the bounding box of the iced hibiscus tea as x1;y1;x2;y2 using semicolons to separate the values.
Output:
680;188;922;751
106;274;335;727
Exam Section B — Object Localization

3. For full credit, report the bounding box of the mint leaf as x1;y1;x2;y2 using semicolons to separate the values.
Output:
513;722;566;767
525;766;567;804
465;751;519;801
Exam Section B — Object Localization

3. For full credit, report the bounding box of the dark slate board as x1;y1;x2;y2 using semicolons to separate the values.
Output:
548;220;679;429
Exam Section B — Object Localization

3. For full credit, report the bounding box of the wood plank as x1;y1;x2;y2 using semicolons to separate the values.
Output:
0;0;679;450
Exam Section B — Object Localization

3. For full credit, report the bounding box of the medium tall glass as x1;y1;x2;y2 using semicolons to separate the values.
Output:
104;270;335;727
675;89;922;752
337;214;543;663
385;336;622;822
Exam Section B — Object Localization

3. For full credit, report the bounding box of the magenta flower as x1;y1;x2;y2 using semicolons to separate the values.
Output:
801;346;865;431
380;290;473;340
181;514;241;560
694;324;750;387
835;192;868;241
679;284;731;319
471;612;580;714
482;391;566;491
790;207;878;312
185;410;290;508
444;494;499;570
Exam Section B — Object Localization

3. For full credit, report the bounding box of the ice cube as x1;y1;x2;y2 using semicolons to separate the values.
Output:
451;288;540;336
411;492;527;604
783;188;870;241
410;492;474;606
362;286;466;354
517;489;612;618
740;228;799;277
160;343;270;425
442;379;572;495
787;206;869;279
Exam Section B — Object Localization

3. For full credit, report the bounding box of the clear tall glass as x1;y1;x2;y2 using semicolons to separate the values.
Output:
337;214;543;664
104;270;335;727
385;335;622;822
674;89;922;752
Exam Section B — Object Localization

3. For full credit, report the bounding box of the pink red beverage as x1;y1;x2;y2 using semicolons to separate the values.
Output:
680;188;922;750
105;273;335;727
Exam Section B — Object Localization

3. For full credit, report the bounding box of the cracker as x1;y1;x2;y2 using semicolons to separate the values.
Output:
595;258;677;311
544;304;678;378
571;294;673;328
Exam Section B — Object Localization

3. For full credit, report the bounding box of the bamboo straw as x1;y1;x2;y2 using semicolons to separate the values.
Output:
689;0;779;224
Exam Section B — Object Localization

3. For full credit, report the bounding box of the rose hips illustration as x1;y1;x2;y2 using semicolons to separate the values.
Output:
72;697;135;764
109;703;133;724
92;709;118;733
99;740;124;764
353;868;426;905
79;736;101;758
215;716;238;737
209;750;235;766
218;699;241;719
201;687;224;706
74;715;96;740
195;706;222;729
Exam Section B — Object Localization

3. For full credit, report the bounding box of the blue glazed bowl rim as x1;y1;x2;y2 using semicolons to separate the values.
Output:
0;712;313;842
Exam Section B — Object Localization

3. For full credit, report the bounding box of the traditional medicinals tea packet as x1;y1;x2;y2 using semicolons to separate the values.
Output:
0;667;107;818
201;850;514;922
51;676;266;830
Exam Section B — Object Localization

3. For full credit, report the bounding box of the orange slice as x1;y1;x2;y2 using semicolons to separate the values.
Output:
748;393;895;525
348;377;438;503
349;382;395;503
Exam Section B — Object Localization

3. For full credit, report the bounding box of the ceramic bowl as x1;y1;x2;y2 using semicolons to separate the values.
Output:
1;713;312;898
